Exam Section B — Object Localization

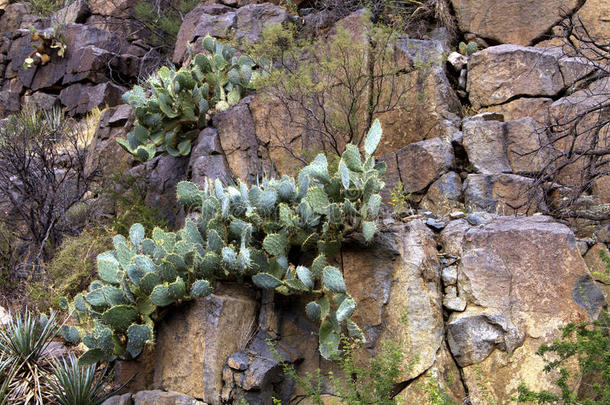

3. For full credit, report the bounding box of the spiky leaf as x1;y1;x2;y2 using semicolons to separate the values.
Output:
364;119;382;156
252;273;283;289
323;266;346;293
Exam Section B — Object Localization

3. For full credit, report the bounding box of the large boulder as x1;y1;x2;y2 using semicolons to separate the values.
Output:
152;283;259;404
463;173;545;215
396;137;455;193
212;97;261;183
59;82;124;115
187;128;233;187
450;0;580;46
467;45;565;109
462;120;512;174
447;216;603;404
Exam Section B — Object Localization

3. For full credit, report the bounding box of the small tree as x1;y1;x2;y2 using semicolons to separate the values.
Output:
0;107;97;264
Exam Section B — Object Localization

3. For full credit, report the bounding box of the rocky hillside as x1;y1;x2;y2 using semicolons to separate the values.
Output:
0;0;608;404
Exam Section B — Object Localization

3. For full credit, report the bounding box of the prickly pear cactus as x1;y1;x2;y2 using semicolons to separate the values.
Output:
72;120;386;364
117;35;256;162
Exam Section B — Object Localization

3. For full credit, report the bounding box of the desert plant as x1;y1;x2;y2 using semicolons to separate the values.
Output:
117;35;256;162
0;106;97;262
271;337;407;404
457;41;478;56
0;310;61;405
24;0;66;17
133;0;199;53
23;25;67;70
516;310;610;404
70;120;386;365
47;353;122;405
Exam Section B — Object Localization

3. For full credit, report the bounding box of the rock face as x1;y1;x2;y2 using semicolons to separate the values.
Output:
152;283;258;404
449;216;603;404
396;138;455;193
450;0;581;46
467;45;565;109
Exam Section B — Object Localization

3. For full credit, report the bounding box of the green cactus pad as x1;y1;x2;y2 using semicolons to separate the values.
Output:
362;221;376;243
191;279;213;298
129;223;145;248
150;284;175;307
342;144;363;173
252;273;283;289
323;266;346;293
102;305;138;332
263;233;288;257
336;296;356;322
307;187;330;214
97;252;121;285
364;119;382;156
296;265;314;289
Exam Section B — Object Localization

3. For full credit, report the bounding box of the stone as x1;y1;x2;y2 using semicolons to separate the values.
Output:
53;0;90;24
584;243;610;284
467;45;564;109
426;218;447;232
227;352;249;371
558;56;597;87
462;120;512;174
486;97;552;122
447;307;523;367
443;295;467;312
0;3;29;33
21;92;59;110
0;306;10;325
462;111;504;124
440;219;470;257
101;393;133;405
451;215;602;403
234;3;292;44
60;82;124;115
85;105;134;178
172;4;236;65
463;173;545;215
133;391;205;405
573;0;610;44
128;154;188;228
396;137;455;193
212;97;260;183
187;128;233;188
594;224;610;244
572;275;606;319
504;117;555;174
152;284;258;403
442;266;458;286
592;175;610;203
376;66;462;156
377;220;444;380
450;0;580;46
88;0;136;18
447;51;467;71
420;171;463;213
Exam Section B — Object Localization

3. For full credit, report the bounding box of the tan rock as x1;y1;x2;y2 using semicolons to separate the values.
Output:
212;97;260;183
453;216;601;404
377;220;444;380
486;97;552;123
450;0;580;46
396;137;455;193
0;306;10;325
584;243;610;284
574;0;610;43
467;45;564;109
153;284;258;403
133;390;205;405
440;219;470;257
88;0;136;18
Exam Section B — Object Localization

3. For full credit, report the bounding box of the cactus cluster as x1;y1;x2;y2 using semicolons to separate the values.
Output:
23;25;67;70
458;41;478;56
69;120;386;363
117;35;256;162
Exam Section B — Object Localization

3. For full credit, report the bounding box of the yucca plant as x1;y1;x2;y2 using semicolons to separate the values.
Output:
0;310;60;405
47;354;122;405
0;354;19;405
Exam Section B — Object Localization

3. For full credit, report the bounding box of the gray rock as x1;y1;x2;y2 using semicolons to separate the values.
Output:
447;51;467;71
572;275;606;319
426;218;447;232
133;390;205;405
463;173;544;215
227;352;249;371
187;128;233;188
443;296;467;312
465;211;495;226
462;120;512;174
234;4;292;44
462;112;504;125
447;308;524;367
60;82;124;115
442;266;458;286
102;393;133;405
